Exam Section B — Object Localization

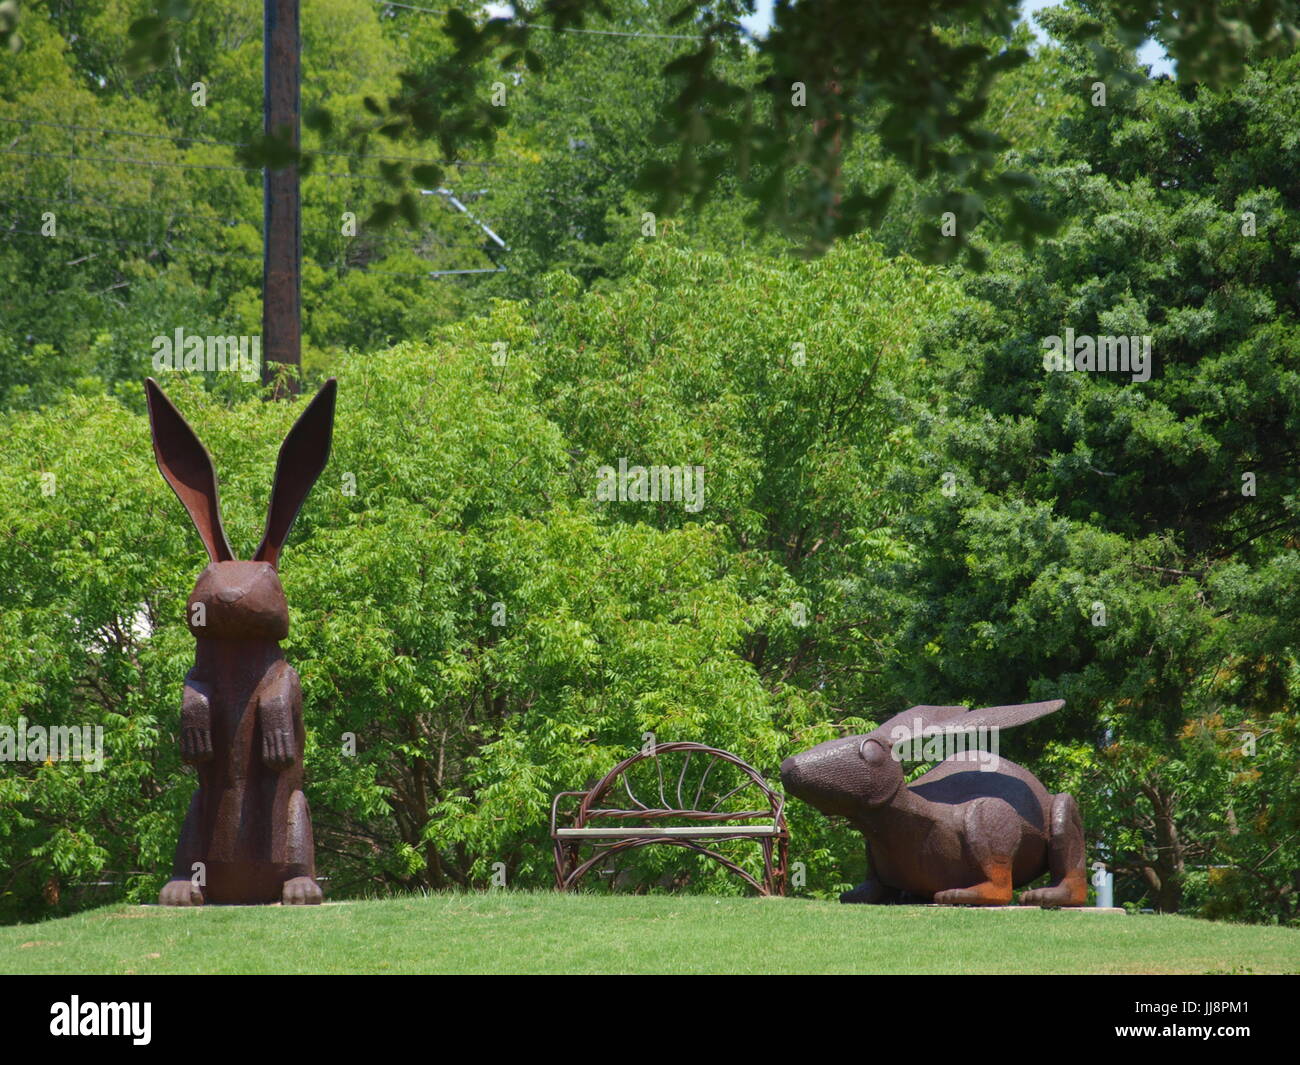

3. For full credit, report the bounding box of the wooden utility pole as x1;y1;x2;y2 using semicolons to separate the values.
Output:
262;0;301;396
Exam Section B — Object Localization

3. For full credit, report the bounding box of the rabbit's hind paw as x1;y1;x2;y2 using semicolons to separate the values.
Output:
934;879;1013;906
159;878;204;906
1021;874;1087;908
281;876;323;905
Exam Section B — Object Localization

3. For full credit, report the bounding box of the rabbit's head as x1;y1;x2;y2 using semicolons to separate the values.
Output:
145;377;336;641
188;561;288;639
781;734;905;816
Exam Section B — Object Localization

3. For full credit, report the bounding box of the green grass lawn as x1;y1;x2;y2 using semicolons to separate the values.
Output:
2;893;1298;975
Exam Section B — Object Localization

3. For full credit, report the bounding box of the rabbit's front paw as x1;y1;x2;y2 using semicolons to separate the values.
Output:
180;727;213;763
281;876;322;905
261;728;296;769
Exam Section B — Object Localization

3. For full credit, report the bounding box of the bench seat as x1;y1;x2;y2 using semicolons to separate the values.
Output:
555;825;781;838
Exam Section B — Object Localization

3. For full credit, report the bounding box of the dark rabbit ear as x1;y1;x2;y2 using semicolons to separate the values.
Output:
868;705;969;745
253;378;337;569
868;699;1065;745
144;378;235;563
946;699;1066;735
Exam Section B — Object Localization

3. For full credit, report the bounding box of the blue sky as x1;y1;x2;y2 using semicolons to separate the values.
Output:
1023;0;1174;75
738;0;774;38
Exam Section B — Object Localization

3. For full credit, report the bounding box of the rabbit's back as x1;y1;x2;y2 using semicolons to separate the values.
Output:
911;757;1053;830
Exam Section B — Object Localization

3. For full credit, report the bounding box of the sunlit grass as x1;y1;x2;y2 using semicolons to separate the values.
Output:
3;892;1298;974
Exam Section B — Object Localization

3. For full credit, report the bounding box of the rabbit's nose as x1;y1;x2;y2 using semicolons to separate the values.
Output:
217;586;246;604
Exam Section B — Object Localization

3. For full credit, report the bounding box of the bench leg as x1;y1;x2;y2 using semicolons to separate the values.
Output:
763;836;789;897
554;839;576;891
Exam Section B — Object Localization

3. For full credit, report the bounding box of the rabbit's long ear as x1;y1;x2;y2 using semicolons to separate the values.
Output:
946;699;1066;735
867;700;1064;752
145;378;235;563
253;378;337;569
867;705;969;745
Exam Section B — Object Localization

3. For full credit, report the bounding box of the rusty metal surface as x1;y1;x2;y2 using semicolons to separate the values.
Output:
551;743;789;896
262;0;301;393
781;702;1088;906
146;376;336;905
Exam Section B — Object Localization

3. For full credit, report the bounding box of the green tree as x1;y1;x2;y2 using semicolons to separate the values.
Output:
0;234;951;917
887;31;1300;918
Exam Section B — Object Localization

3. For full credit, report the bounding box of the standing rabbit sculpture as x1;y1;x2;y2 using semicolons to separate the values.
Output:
781;700;1088;906
146;377;336;906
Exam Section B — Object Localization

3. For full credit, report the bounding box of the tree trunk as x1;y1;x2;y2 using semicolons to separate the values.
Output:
1139;781;1185;912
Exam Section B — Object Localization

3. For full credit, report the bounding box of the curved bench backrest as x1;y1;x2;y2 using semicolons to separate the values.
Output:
579;742;785;826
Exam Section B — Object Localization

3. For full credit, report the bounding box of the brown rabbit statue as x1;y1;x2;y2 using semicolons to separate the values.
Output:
781;700;1088;907
145;376;336;906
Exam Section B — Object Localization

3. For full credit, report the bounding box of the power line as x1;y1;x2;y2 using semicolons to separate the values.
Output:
2;146;506;245
0;144;521;183
0;146;256;174
0;115;246;149
0;114;522;168
2;212;491;255
13;172;293;226
1;112;513;277
0;187;489;246
2;224;500;281
2;205;498;261
0;221;266;261
312;144;517;168
1;188;252;230
373;2;705;41
363;264;506;277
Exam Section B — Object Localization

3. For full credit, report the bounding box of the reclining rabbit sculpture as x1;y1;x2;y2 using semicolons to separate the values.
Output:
781;701;1087;906
145;376;336;906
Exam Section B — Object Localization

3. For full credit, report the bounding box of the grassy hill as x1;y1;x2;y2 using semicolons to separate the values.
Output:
2;893;1298;975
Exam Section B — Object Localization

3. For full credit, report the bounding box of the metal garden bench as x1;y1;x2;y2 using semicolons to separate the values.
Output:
550;742;789;896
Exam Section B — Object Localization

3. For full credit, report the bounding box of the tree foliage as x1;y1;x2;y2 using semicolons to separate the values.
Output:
1;3;1298;929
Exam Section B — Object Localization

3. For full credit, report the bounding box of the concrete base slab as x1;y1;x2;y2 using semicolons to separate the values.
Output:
135;901;346;908
912;904;1125;913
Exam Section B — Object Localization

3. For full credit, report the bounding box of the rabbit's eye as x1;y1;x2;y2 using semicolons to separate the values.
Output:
859;737;888;764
